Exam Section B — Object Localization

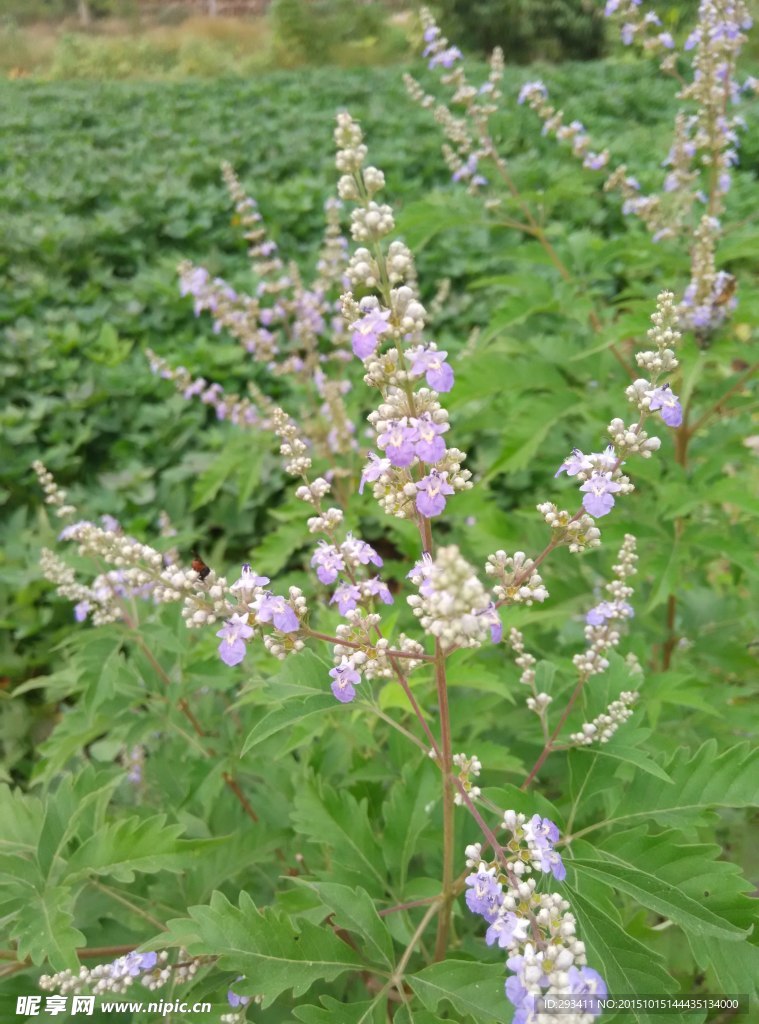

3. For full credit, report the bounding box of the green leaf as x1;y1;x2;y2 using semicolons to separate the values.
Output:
567;888;680;1024
8;885;86;971
606;741;759;830
64;814;213;883
291;778;387;896
409;960;508;1024
164;890;363;1007
382;759;438;888
299;881;394;969
241;693;336;756
571;853;746;941
293;995;386;1024
574;742;674;784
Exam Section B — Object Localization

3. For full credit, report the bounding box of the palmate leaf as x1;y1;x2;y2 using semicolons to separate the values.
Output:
164;890;364;1007
241;693;336;755
408;961;508;1024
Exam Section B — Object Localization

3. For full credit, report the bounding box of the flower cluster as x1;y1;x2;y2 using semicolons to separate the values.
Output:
465;813;606;1022
336;111;473;524
556;291;681;521
407;547;501;651
517;82;609;172
404;9;504;197
39;950;199;997
573;535;638;680
452;751;482;805
569;690;638;746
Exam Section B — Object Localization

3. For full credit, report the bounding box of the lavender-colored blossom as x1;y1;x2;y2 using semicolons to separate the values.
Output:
255;594;299;633
518;80;547;105
555;448;591;478
658;31;675;49
429;46;462;69
413;413;448;463
505;974;530;1009
359;451;391;495
230;563;270;594
539;847;567;882
216;613;254;667
485;911;527;949
525;814;560;849
311;542;346;585
580;473;622;518
621;22;635;44
342;534;383;568
227;990;250;1009
476;602;503;643
408;346;454;392
364;577;393;605
464;866;503;923
124;952;157;976
74;600;90;622
568;965;607;1014
329;658;361;703
378;420;419;467
584;151;609;171
648;384;683;427
350;308;391;360
416;470;454;518
330;581;361;615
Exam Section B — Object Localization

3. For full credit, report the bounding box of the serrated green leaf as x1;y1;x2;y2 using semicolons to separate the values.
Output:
382;759;438;888
164;890;364;1007
299;881;394;969
293;995;386;1024
241;694;336;755
408;960;508;1024
8;885;86;971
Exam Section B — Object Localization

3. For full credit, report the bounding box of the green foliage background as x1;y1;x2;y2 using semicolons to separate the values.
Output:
1;39;758;1024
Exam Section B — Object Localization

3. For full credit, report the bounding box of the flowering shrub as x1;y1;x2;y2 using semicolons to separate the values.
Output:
4;2;759;1022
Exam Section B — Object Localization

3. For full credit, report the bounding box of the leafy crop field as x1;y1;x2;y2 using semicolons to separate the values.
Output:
2;37;759;1024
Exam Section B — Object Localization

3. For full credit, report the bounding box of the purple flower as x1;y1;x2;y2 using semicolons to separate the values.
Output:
555;448;591;478
349;308;391;360
254;594;299;633
505;974;531;1009
74;600;90;622
586;600;614;626
216;614;254;667
518;80;547;105
230;563;270;595
359;452;391;495
464;865;503;922
341;534;383;568
658;31;675;49
413;413;448;463
329;657;361;703
584;151;609;171
416;471;454;517
125;952;157;975
227;976;250;1008
364;577;393;605
580;473;622;518
429;46;462;69
485;911;528;948
539;847;567;882
476;602;502;643
621;22;635;45
331;581;361;615
408;346;454;392
378;419;419;468
647;385;682;427
568;966;607;1015
311;542;346;585
525;814;560;849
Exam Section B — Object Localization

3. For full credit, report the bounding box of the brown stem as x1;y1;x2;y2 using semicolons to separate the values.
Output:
521;673;588;790
432;639;455;961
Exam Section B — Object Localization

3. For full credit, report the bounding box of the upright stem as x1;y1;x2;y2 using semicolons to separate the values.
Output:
432;639;455;961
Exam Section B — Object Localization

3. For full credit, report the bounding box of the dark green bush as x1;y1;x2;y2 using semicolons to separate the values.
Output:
436;0;606;62
270;0;390;66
